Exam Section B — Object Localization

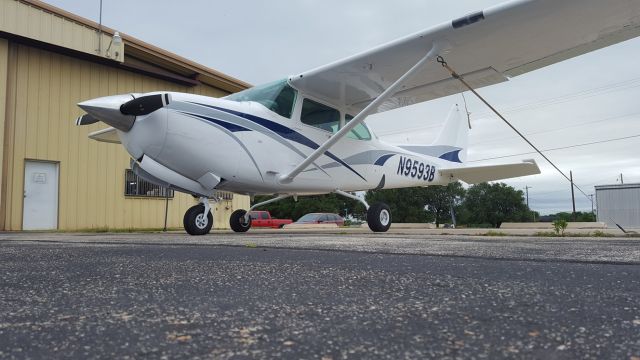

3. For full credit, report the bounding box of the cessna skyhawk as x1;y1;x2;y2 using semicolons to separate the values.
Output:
76;0;640;235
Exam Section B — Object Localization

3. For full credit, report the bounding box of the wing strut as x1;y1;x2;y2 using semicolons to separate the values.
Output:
279;42;448;184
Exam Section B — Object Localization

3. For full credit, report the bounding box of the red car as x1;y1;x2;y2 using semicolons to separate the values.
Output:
248;211;293;228
294;213;345;226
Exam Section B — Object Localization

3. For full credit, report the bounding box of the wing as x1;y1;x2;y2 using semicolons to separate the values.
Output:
440;160;540;184
88;127;121;144
290;0;640;114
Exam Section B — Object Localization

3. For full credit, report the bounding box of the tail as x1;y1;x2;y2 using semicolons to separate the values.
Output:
396;104;469;164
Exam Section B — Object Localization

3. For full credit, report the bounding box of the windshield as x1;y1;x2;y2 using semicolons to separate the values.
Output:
225;79;297;118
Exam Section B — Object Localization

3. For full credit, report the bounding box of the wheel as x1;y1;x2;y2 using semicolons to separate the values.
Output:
183;204;213;235
230;209;252;233
367;202;391;232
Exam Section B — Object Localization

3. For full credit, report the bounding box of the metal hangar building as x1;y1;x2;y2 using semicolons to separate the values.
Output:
0;0;251;231
595;183;640;230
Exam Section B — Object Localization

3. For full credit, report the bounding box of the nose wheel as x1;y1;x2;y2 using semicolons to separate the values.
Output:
184;198;213;235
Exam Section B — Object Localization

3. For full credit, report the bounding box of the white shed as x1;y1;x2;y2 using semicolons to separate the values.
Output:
595;183;640;230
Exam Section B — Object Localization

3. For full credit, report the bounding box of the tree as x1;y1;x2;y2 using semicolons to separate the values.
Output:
460;182;529;228
422;182;466;227
544;211;596;222
252;193;365;221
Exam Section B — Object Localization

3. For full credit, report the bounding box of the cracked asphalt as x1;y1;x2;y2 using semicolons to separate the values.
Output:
0;232;639;359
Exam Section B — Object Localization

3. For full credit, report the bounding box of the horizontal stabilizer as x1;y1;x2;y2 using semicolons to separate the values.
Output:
88;127;121;144
440;159;540;184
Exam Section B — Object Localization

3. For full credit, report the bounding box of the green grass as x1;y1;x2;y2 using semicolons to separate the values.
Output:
534;231;559;237
482;231;508;237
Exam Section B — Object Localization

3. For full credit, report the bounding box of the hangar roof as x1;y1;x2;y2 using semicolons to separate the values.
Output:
0;0;250;92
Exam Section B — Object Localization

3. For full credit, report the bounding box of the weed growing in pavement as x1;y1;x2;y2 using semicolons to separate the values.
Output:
552;219;568;236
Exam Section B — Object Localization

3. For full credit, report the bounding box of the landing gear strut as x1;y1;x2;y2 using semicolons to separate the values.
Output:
183;197;214;235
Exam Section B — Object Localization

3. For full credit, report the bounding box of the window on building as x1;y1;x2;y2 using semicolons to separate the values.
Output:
124;169;174;198
301;98;340;133
216;191;234;201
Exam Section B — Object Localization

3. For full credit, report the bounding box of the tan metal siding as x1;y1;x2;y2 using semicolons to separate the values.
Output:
2;44;249;230
0;39;8;229
0;0;124;62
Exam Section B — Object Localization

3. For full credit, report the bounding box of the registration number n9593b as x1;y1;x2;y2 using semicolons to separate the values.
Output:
397;156;435;182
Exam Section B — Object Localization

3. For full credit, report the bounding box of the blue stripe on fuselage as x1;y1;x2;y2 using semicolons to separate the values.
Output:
178;111;251;132
186;102;367;182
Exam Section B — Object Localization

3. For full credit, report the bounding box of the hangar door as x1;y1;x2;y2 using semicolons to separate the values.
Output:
23;161;59;230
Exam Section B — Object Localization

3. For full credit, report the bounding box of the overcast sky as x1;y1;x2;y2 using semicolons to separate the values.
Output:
45;0;640;215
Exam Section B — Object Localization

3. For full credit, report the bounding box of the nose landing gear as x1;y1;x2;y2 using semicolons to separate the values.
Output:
183;197;214;235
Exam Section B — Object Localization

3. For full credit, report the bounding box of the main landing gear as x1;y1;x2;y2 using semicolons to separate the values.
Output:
183;197;214;235
334;190;391;232
229;195;291;233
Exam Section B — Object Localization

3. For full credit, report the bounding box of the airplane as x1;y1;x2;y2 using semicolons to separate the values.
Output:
75;0;640;235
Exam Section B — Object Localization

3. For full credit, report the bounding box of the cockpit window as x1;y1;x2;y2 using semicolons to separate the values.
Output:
345;114;372;140
225;79;297;118
301;98;340;133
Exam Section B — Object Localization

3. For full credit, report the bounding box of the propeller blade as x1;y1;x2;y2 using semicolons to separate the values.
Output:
75;114;99;126
120;93;170;116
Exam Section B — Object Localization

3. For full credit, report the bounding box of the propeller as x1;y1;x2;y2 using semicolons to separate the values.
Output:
77;93;171;132
75;114;99;126
120;93;171;116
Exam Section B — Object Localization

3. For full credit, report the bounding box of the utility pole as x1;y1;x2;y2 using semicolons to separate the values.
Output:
570;171;576;221
589;194;595;217
525;186;534;222
620;173;624;184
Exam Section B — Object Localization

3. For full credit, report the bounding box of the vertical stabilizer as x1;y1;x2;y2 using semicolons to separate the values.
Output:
394;104;470;164
432;104;468;162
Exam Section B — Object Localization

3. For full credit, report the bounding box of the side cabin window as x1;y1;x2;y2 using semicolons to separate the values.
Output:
301;98;340;133
225;79;297;118
345;114;372;141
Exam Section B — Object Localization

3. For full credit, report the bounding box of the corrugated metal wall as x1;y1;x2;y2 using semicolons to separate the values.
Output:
596;185;640;229
0;0;123;62
1;42;249;230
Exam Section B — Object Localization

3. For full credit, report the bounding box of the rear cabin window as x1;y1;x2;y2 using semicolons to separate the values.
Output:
225;79;297;118
345;115;372;140
301;99;340;133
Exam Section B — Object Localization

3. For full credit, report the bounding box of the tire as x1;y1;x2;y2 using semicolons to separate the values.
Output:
367;202;392;232
230;209;252;233
183;204;213;236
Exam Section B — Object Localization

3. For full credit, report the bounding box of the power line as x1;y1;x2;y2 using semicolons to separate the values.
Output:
469;111;640;146
473;76;640;117
468;133;640;162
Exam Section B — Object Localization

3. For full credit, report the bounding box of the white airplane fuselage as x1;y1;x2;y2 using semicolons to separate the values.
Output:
111;91;461;197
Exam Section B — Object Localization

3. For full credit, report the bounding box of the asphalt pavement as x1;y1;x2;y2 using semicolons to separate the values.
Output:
0;232;639;359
